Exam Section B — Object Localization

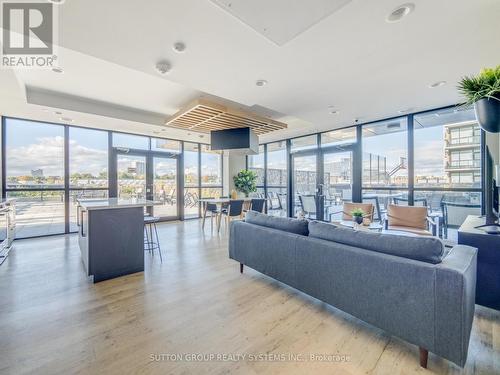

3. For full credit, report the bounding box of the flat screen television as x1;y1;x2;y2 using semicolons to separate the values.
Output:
476;146;500;234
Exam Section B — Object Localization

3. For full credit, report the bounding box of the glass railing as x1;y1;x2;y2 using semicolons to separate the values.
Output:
449;136;480;145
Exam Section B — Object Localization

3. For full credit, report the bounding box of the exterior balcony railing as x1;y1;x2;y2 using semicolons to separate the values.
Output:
445;161;481;170
447;136;481;146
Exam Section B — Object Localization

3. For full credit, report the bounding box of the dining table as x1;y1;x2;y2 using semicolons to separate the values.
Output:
198;197;253;233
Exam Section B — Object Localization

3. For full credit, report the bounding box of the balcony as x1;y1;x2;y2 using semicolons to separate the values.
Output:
445;136;481;150
444;160;481;172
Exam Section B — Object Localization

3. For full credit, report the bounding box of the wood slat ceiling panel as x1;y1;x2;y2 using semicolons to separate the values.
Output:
165;99;287;135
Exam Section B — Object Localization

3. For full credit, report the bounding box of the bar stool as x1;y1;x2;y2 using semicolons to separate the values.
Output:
144;216;162;262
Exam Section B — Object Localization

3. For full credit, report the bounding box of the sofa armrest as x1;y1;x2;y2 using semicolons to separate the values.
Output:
434;245;477;367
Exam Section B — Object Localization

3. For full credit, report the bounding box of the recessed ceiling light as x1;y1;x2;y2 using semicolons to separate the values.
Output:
173;42;186;53
60;117;73;122
429;81;446;88
255;79;268;87
155;60;171;74
52;67;64;73
54;111;63;115
48;0;65;4
386;3;415;23
329;110;339;115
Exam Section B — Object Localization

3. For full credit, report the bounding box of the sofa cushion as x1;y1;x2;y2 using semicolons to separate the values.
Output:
308;220;444;264
245;211;309;236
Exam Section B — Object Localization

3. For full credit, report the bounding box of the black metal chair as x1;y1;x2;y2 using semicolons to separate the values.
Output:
249;198;266;213
201;197;221;230
393;197;428;207
363;195;384;222
299;195;317;219
144;216;162;262
441;202;481;239
219;199;244;231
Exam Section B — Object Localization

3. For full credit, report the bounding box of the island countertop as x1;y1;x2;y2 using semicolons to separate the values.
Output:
77;198;154;210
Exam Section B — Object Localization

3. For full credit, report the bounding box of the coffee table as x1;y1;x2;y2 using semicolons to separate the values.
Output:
334;220;383;232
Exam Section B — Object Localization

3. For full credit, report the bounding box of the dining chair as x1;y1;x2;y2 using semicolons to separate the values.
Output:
219;199;244;231
384;204;436;236
201;197;221;230
249;198;266;213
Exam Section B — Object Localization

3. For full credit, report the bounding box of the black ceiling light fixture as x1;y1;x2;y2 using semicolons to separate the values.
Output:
210;127;259;155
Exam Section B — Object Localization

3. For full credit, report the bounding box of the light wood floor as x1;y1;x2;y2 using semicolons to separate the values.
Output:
0;220;498;375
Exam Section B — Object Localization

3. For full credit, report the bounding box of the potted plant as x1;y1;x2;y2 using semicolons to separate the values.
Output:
458;65;500;133
233;170;257;197
351;208;365;225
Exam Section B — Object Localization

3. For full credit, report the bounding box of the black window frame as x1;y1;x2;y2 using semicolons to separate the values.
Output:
1;116;223;238
249;104;485;219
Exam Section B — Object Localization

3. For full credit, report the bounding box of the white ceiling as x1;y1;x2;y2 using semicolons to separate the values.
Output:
0;0;499;143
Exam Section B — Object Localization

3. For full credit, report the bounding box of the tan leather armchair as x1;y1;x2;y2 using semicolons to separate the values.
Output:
329;202;375;222
384;204;437;236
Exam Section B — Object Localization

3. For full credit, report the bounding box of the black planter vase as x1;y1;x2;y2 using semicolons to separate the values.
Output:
475;95;500;133
353;216;363;225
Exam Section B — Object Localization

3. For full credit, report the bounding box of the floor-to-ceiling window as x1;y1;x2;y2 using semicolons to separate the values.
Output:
321;127;357;221
256;104;484;240
266;141;287;216
183;142;200;219
290;135;318;217
69;127;109;231
413;107;481;240
2;117;219;237
200;144;223;200
362;117;408;220
4;118;66;238
181;143;223;219
247;145;265;197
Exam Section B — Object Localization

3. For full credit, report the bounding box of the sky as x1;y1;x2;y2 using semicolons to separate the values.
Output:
5;118;449;181
5;119;221;179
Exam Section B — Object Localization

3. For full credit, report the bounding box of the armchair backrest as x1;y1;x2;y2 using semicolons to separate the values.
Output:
441;202;481;228
342;202;374;221
387;204;427;230
299;195;317;214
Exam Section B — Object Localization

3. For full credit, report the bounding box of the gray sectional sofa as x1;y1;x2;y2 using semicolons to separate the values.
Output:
229;211;478;368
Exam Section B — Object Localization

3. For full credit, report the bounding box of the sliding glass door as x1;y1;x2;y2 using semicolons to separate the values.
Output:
323;150;353;222
152;156;178;218
292;153;318;219
290;129;357;222
113;150;180;220
117;154;147;200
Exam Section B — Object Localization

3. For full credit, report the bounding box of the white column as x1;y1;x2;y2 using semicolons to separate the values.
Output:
223;151;246;196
